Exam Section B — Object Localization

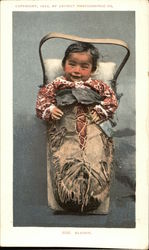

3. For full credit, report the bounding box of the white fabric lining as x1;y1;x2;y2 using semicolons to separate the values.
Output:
44;59;116;86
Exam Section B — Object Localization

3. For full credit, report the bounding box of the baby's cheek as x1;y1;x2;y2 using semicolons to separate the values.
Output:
64;65;72;72
81;69;91;76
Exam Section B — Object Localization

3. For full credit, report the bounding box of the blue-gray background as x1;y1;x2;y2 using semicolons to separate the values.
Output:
13;11;135;227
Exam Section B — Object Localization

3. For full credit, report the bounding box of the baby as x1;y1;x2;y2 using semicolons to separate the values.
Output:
36;42;118;213
36;42;118;132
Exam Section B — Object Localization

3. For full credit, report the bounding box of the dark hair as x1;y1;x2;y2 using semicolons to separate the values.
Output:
62;42;99;72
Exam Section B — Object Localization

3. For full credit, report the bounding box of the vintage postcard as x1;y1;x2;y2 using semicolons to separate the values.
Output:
0;0;148;248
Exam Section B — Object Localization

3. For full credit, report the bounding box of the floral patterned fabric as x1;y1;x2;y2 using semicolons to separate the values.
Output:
36;76;118;149
36;76;117;120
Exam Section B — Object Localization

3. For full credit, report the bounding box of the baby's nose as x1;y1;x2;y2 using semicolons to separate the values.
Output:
74;65;81;74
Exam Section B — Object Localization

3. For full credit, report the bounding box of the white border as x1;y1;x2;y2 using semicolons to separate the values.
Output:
1;0;149;248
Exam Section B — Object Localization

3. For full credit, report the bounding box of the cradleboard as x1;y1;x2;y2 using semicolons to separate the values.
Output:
39;32;130;214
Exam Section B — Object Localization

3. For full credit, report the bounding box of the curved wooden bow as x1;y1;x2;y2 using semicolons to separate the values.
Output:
39;32;130;89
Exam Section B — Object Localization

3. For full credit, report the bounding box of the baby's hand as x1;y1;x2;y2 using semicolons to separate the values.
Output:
51;106;63;120
90;110;100;123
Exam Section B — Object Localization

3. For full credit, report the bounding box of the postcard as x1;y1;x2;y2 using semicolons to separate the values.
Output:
0;0;148;248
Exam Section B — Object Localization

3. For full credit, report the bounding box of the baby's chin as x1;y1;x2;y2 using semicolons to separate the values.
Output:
71;77;82;82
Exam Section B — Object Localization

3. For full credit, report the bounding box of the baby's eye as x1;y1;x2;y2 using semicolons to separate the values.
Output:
68;62;76;67
81;65;89;69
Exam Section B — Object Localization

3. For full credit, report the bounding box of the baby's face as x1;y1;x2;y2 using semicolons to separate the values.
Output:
63;52;93;82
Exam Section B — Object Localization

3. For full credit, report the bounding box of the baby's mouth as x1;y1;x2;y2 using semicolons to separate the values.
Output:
71;75;82;80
